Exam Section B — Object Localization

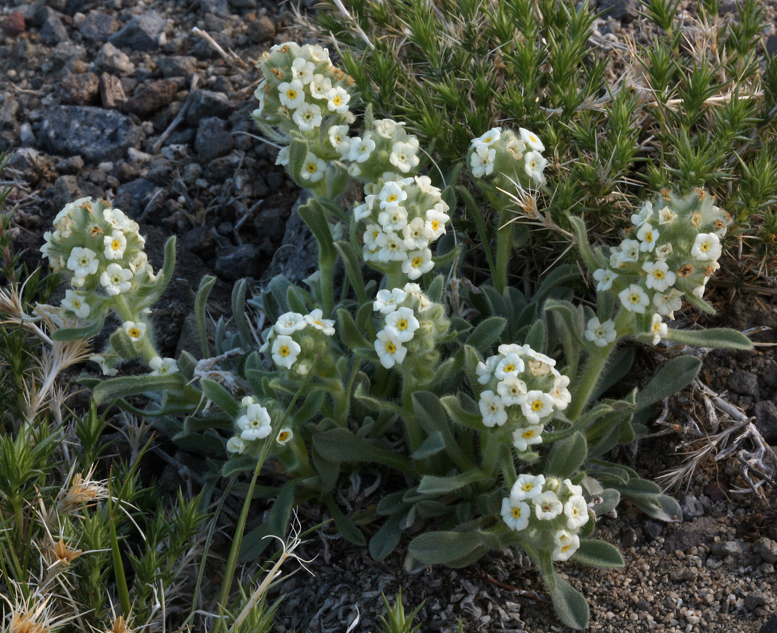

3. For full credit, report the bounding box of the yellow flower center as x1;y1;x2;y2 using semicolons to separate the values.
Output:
503;364;515;373
529;134;538;143
396;319;408;331
431;220;440;230
484;136;493;143
561;544;571;552
412;257;423;267
306;163;317;173
112;239;121;250
73;299;81;308
387;194;397;202
645;232;653;242
654;270;665;279
333;95;342;105
286;89;298;100
629;293;640;304
511;507;522;518
523;429;535;438
701;241;710;252
314;320;323;327
522;483;533;492
279;346;290;357
279;431;290;442
128;328;140;339
531;400;543;412
385;341;396;353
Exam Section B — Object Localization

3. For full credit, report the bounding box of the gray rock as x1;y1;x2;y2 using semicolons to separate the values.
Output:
47;0;67;11
229;0;258;8
32;6;57;28
122;79;177;117
761;615;777;633
669;568;697;582
38;106;141;163
51;175;82;210
109;11;165;51
710;539;747;557
191;31;231;60
195;117;234;163
99;72;126;109
64;0;84;16
112;178;161;218
156;56;197;78
180;226;215;260
642;519;663;540
260;192;316;286
763;364;777;389
55;154;84;174
50;41;86;69
755;400;777;445
19;123;35;147
746;592;768;612
214;244;259;280
681;494;704;519
767;35;777;58
40;16;69;45
95;42;135;75
79;11;118;42
754;537;777;564
248;15;275;43
201;0;231;18
595;0;639;21
7;148;52;184
183;163;203;184
728;369;759;397
59;72;99;105
186;90;234;126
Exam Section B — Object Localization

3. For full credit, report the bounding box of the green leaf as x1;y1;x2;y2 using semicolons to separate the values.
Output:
369;511;405;561
195;275;216;358
635;355;701;412
51;317;104;341
465;317;506;351
222;455;258;477
178;350;197;380
426;275;445;303
548;575;590;630
610;477;662;498
412;391;474;470
408;531;483;565
432;243;462;267
546;432;587;478
534;265;579;303
239;481;297;561
525;319;546;352
325;497;366;546
92;374;187;405
232;279;253;346
567;214;605;273
338;308;372;351
440;394;483;430
665;327;752;350
629;492;681;522
297;197;336;260
201;379;241;419
592;488;621;516
590;347;634;402
417;469;491;494
313;428;411;471
411;431;446;460
334;241;368;306
109;328;138;360
572;540;625;568
142;236;177;305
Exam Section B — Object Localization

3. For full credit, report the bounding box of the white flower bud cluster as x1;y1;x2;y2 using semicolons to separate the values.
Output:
372;284;449;372
468;127;548;187
476;345;571;453
591;190;732;343
342;118;422;183
357;175;450;279
226;396;295;456
260;308;336;376
501;474;590;561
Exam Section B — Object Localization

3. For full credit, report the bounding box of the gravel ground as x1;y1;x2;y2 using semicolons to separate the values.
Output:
1;0;777;631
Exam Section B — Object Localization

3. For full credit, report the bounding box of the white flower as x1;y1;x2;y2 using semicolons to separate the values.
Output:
349;135;376;163
511;473;546;501
103;207;133;231
378;205;409;232
513;424;544;451
326;86;350;113
374;329;407;368
328;125;350;155
505;135;525;159
291;57;316;84
584;317;617;348
375;231;407;262
292;102;323;132
300;152;327;183
149;356;179;376
519;128;545;152
389;141;420;173
90;354;118;376
655;243;673;259
384;307;420;342
425;207;449;240
549;375;572;410
494;353;525;380
631;201;653;227
122;321;146;342
276;312;307;335
354;199;375;222
476;356;499;385
100;263;133;296
637;223;659;252
470;144;495;178
563;478;583;497
501;497;530;531
276;427;294;445
272;335;301;369
295;360;311;376
306;44;329;62
497;374;528;406
375;119;399;139
414;175;438;194
373;288;408;314
402;249;434;280
691;233;722;261
479;391;508;427
534;491;563;520
103;230;127;260
521;390;555;424
275;146;290;166
474;128;501;146
552;530;580;561
226;436;246;454
309;74;332;100
524;151;547;183
642;260;676;292
619;284;650;314
379;182;408;209
617;239;641;264
304;309;336;336
242;396;257;408
650;313;668;344
653;288;683;318
692;284;706;298
402;217;431;250
61;290;90;318
593;268;617;292
67;247;99;279
278;80;305;109
238;403;273;441
658;205;677;225
564;496;589;530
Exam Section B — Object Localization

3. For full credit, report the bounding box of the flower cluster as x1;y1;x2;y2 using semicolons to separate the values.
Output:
372;284;450;379
357;175;450;279
501;475;589;561
343;118;422;182
590;190;732;344
260;308;337;377
468;127;548;188
226;396;294;455
476;345;571;454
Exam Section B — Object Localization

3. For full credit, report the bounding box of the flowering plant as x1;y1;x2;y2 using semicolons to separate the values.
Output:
61;42;754;630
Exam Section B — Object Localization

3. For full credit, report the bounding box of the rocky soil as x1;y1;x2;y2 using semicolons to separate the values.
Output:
1;0;777;631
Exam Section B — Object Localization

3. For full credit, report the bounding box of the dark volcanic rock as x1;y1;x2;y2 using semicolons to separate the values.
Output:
40;16;69;46
109;11;165;51
59;72;99;105
728;369;759;397
2;13;25;37
595;0;640;21
755;401;777;444
214;244;259;280
95;42;135;75
79;11;118;42
195;117;233;163
248;15;275;43
201;0;231;18
186;90;234;126
122;80;177;117
112;178;162;218
156;56;197;78
38;106;141;163
179;225;215;261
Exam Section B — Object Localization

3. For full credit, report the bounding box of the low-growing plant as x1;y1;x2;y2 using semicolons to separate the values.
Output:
40;42;755;629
